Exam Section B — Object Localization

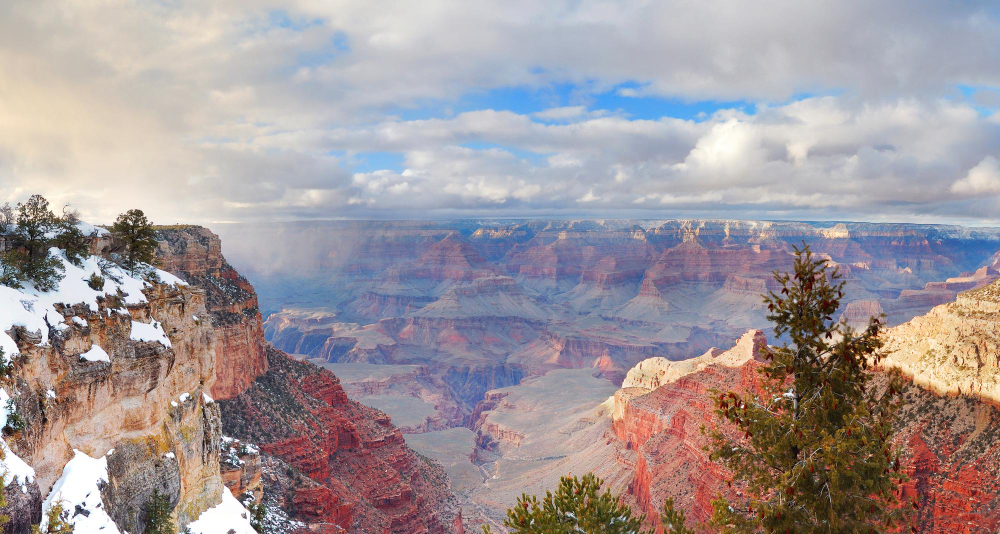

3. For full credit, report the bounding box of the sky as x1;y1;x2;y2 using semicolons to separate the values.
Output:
1;0;1000;225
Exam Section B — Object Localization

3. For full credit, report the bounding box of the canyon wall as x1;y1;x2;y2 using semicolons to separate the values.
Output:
601;281;1000;533
157;226;463;533
0;241;252;532
157;226;269;400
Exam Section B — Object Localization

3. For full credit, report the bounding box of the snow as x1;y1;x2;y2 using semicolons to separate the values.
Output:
0;389;35;491
40;450;120;533
186;487;258;534
203;392;214;404
0;248;153;361
79;344;110;363
130;320;172;347
46;389;56;399
75;221;109;237
155;268;189;287
179;392;191;403
164;452;175;459
71;316;88;327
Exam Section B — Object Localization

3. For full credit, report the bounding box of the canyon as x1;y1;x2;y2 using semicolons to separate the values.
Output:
211;219;1000;531
7;218;1000;531
0;225;462;533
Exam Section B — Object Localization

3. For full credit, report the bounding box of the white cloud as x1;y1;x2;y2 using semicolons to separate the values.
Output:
0;1;999;222
952;156;1000;195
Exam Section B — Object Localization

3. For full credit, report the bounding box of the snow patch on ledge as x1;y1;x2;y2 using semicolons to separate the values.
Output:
40;450;119;533
0;249;158;361
186;487;257;534
130;320;172;347
79;344;110;363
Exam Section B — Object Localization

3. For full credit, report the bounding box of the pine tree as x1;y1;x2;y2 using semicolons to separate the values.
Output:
11;194;64;291
661;498;696;534
31;503;74;533
52;218;90;267
707;245;909;533
144;490;175;534
111;209;158;276
485;473;650;534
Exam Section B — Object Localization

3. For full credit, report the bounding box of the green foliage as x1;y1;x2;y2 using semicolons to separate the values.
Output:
31;502;74;533
0;447;11;530
4;398;26;434
0;250;25;289
5;194;65;291
111;209;158;276
661;498;696;534
707;245;909;533
484;473;650;534
0;347;12;379
247;501;267;533
52;219;90;267
144;490;175;534
87;272;105;291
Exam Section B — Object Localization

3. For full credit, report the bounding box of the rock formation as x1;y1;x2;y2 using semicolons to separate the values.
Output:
0;240;254;532
156;226;269;400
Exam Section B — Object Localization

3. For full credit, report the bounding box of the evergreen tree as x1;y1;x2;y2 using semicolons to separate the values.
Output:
52;219;90;267
11;194;64;291
111;209;158;276
144;490;175;534
707;245;909;533
661;498;696;534
485;473;648;534
0;250;26;289
31;503;74;533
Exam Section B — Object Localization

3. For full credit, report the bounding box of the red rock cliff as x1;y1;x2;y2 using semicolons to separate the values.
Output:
156;226;268;400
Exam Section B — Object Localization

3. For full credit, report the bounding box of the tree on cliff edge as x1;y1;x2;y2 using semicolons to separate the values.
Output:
111;208;157;276
707;246;910;533
484;474;696;534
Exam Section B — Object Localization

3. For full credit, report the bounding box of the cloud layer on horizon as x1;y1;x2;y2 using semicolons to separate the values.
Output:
1;0;999;225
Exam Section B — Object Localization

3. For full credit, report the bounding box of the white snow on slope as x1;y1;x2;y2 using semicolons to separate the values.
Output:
186;487;257;534
79;344;110;363
0;248;154;361
130;320;172;347
40;450;120;533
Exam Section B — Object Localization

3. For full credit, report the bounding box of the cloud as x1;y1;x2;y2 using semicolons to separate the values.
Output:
952;156;1000;195
0;1;999;223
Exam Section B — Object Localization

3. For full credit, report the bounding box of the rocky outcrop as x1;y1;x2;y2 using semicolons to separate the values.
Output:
3;255;231;532
156;226;268;400
880;279;1000;401
605;292;1000;533
219;346;461;533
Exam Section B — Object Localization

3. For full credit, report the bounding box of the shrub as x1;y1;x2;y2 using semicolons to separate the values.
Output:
246;501;267;533
485;473;648;534
0;250;25;289
31;502;74;533
144;490;175;534
87;272;105;291
0;347;12;380
111;209;158;276
4;398;26;434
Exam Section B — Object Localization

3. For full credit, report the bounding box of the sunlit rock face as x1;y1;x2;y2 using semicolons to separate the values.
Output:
156;226;268;400
3;253;225;532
